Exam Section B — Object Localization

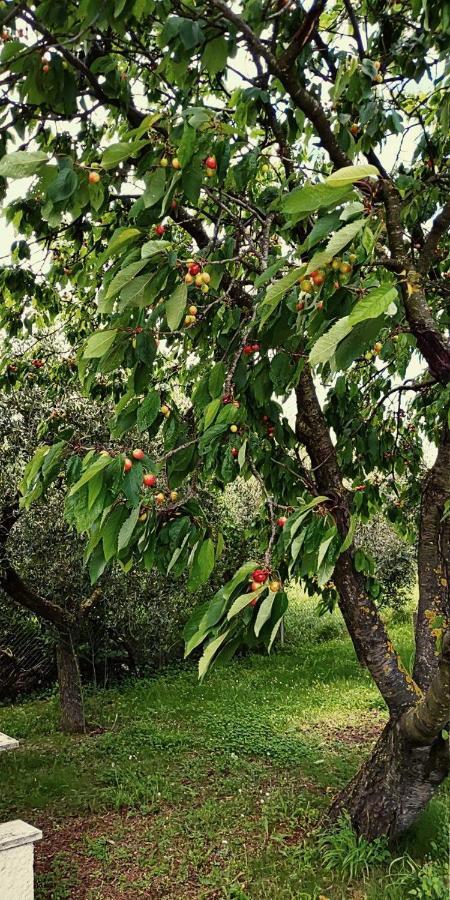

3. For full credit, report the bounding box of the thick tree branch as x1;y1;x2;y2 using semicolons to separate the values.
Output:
342;0;365;59
418;200;450;275
0;499;70;630
278;0;327;70
208;0;351;170
413;423;450;690
401;630;450;745
295;366;421;714
382;180;450;384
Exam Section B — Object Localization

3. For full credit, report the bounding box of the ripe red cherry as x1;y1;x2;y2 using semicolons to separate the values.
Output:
31;358;44;368
222;394;232;404
243;344;254;355
189;263;201;276
231;447;239;458
143;474;157;487
132;448;145;460
277;516;288;527
124;458;132;473
262;415;269;423
155;224;165;236
311;270;325;286
251;343;260;353
252;569;269;584
205;156;217;170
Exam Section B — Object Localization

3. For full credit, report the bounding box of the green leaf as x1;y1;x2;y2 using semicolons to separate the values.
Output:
254;591;276;637
83;329;118;359
137;391;161;432
188;538;215;591
143;167;166;207
309;316;352;367
47;167;78;203
141;239;171;258
104;260;149;301
198;629;230;680
238;440;247;470
166;283;188;330
318;528;336;569
282;183;351;220
68;455;113;496
349;285;398;326
326;164;379;187
204;398;222;429
227;588;262;619
223;562;258;600
340;514;357;554
208;362;226;398
202;36;228;76
259;267;304;326
103;228;141;260
177;123;196;167
102;506;128;561
322;218;365;261
0;150;49;178
101;139;148;169
118;506;140;552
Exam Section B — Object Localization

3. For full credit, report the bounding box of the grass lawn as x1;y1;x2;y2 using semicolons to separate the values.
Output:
0;594;448;899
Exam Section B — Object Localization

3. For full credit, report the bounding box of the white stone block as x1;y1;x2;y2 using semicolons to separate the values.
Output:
0;733;19;752
0;820;42;900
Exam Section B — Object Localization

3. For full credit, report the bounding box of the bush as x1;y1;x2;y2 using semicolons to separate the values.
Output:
356;517;416;610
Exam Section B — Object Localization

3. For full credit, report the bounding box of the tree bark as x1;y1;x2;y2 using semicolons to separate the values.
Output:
329;632;450;840
328;720;449;841
414;424;450;690
56;630;86;734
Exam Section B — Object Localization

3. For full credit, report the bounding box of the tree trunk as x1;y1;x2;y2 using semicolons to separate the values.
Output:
56;631;86;734
328;720;449;841
328;632;450;840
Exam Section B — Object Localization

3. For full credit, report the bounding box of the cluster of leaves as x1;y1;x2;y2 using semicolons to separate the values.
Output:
0;0;448;680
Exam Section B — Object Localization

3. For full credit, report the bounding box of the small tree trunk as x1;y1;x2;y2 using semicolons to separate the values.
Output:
328;720;449;841
56;631;85;734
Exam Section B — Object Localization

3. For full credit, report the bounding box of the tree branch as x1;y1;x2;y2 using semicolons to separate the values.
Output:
0;499;71;629
418;200;450;275
295;366;421;714
401;630;450;746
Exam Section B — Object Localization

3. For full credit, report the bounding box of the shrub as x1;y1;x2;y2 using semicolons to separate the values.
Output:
356;517;416;610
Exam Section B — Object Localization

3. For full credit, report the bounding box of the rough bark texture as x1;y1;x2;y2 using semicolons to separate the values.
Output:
56;631;86;734
414;424;450;690
295;366;420;715
328;720;449;841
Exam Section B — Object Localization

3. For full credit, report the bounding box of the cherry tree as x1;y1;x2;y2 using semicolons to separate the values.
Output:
0;0;449;840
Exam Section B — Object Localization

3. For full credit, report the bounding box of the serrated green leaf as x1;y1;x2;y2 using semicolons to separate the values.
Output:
198;629;230;680
254;591;276;636
101;139;148;169
309;317;352;367
349;285;397;326
0;150;49;178
282;182;351;220
166;282;188;330
259;266;304;326
83;329;118;359
326;164;379;187
137;391;161;432
104;260;149;301
68;455;113;496
118;505;140;552
228;588;262;619
201;35;228;76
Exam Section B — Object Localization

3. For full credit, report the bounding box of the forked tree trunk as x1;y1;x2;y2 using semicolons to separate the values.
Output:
56;630;86;734
328;632;450;841
328;722;449;841
294;369;450;841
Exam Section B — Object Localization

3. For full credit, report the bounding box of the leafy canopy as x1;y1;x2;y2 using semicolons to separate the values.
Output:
0;0;449;677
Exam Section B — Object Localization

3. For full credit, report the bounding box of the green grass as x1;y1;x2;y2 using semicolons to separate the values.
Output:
0;593;448;899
